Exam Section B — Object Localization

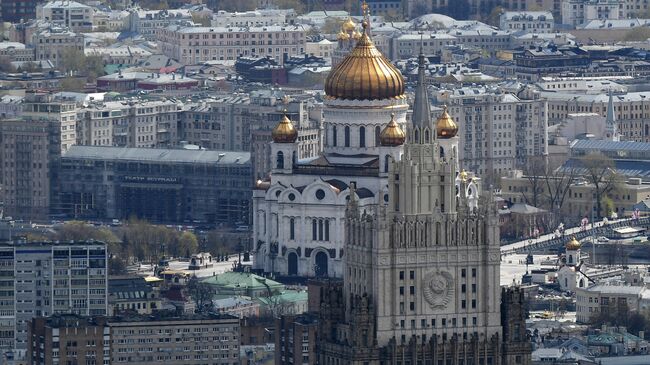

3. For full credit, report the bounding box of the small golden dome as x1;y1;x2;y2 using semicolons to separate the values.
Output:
272;113;298;143
342;17;356;32
379;113;406;146
459;169;468;182
337;31;350;41
352;30;362;40
566;237;581;250
436;105;458;138
325;22;405;101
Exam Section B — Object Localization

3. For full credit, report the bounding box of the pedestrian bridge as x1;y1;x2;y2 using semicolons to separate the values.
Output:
500;216;650;256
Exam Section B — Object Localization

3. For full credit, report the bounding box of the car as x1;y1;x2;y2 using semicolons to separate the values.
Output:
597;236;609;242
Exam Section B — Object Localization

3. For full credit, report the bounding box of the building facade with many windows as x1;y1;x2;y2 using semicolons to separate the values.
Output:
0;241;108;357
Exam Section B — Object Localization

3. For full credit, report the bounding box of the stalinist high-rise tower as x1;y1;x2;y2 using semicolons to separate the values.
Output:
315;7;531;365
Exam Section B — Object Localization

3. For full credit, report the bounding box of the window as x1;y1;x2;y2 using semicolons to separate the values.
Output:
399;271;404;280
472;268;476;277
359;126;366;147
289;218;295;240
410;271;415;280
344;126;350;147
375;126;381;146
332;126;337;146
276;151;284;169
312;219;317;240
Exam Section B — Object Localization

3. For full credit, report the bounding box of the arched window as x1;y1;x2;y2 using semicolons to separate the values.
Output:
384;155;390;173
375;126;381;146
324;220;330;241
568;255;573;264
424;129;430;143
289;218;295;240
645;124;649;136
292;151;297;165
344;126;350;147
332;126;337;146
318;219;324;240
276;151;284;169
312;219;317;241
359;126;366;147
414;129;419;143
440;146;445;159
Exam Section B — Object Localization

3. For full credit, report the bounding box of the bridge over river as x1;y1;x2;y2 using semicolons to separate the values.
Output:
500;216;650;256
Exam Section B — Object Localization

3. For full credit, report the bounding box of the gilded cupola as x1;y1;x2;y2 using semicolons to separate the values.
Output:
324;21;405;101
436;105;458;138
379;113;406;146
272;112;298;143
566;237;581;250
342;17;356;32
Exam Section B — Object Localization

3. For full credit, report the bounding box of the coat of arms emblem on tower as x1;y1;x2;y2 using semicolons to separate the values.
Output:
422;270;454;310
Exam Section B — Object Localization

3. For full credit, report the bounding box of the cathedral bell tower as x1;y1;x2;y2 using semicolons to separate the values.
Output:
270;112;298;174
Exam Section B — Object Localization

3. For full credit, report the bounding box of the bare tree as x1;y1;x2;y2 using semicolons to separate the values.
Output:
544;164;578;227
188;277;215;313
521;156;547;208
579;154;622;219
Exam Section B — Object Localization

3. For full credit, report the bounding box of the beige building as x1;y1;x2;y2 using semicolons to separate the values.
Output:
157;24;306;65
500;172;650;222
78;99;181;148
0;42;34;62
576;282;647;324
36;0;93;32
108;313;240;365
0;118;60;221
435;87;548;183
22;92;78;153
32;26;84;67
305;39;333;60
544;91;650;142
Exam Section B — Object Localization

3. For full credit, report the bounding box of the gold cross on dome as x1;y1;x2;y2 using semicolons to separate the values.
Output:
361;0;369;16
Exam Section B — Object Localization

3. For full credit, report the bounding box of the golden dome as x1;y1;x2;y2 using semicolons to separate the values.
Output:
272;113;298;143
337;31;350;41
566;237;581;250
352;30;362;40
459;169;468;182
379;113;406;146
325;22;405;101
436;105;458;138
342;17;356;32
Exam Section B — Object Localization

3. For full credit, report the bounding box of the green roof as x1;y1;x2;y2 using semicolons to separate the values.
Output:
201;272;282;290
256;290;308;306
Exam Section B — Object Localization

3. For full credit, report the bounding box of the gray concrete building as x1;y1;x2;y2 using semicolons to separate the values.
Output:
0;241;108;358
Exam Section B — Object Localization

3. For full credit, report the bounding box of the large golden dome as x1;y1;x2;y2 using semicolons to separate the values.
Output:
436;105;458;138
272;113;298;143
325;22;405;101
379;113;405;146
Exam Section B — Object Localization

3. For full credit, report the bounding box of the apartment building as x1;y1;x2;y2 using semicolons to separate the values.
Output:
0;118;61;221
0;241;108;357
434;86;548;183
0;42;34;62
499;11;555;33
544;90;650;142
562;0;626;27
27;315;110;365
211;9;295;27
32;26;84;67
275;314;318;365
108;276;161;316
576;281;648;324
77;99;181;148
157;24;306;65
126;9;194;41
108;313;240;365
22;91;79;153
36;0;93;32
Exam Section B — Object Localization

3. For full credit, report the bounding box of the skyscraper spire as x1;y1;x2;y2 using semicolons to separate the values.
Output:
606;89;620;141
412;33;432;132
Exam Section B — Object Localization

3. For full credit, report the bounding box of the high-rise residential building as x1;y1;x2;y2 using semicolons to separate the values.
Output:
0;241;108;358
22;91;79;153
434;86;548;183
156;24;306;65
27;314;110;365
107;313;240;365
275;314;318;365
0;118;61;221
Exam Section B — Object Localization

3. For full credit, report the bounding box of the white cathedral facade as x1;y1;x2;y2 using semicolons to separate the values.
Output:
252;18;480;279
